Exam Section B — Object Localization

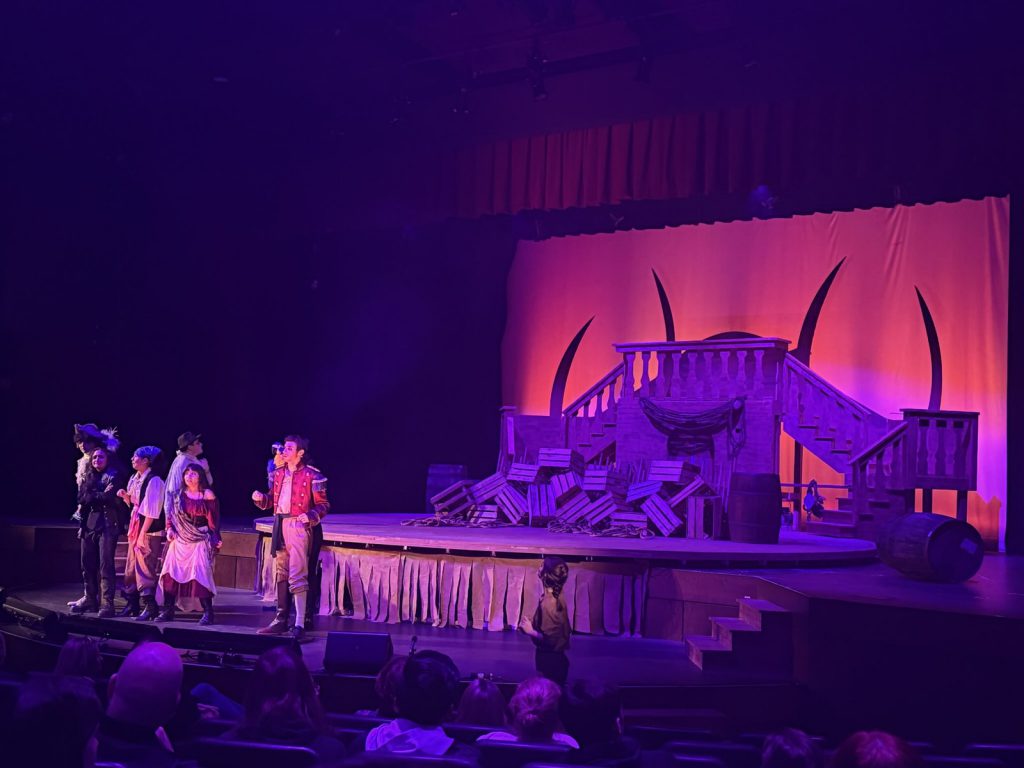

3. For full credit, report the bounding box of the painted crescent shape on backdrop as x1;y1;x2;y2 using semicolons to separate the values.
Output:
549;316;596;417
915;286;943;410
652;269;676;341
792;257;846;366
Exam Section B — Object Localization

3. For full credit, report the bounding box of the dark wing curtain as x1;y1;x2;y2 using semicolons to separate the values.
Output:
439;80;1020;221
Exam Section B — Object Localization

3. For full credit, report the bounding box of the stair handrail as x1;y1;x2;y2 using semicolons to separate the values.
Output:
783;355;886;424
848;422;909;466
562;363;626;418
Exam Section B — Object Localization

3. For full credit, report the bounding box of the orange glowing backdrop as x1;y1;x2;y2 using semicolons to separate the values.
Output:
503;197;1009;547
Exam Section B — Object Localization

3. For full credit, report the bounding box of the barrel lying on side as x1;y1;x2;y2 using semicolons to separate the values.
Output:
878;512;984;582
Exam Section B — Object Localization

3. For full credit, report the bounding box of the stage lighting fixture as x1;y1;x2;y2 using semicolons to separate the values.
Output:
1;596;59;634
160;626;297;658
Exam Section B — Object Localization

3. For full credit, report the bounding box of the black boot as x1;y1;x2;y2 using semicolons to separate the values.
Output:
137;595;159;621
119;592;141;618
155;595;176;623
198;598;214;626
258;581;290;635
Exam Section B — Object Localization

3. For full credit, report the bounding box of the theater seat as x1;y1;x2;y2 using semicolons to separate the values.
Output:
671;756;728;768
348;752;477;768
188;738;318;768
922;756;1006;768
478;741;577;768
965;745;1024;768
625;727;722;749
446;723;507;744
664;740;760;768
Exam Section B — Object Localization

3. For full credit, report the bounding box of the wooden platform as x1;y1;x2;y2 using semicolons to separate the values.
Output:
253;513;877;565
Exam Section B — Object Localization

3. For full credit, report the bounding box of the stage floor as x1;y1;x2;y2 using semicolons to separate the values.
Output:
16;584;710;686
254;513;877;565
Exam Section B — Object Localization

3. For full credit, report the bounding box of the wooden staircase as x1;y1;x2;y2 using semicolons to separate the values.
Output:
548;339;979;541
685;598;793;679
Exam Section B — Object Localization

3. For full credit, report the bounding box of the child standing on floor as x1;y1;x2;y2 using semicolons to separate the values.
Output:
522;556;571;685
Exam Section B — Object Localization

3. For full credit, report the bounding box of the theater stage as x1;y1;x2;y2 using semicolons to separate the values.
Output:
253;513;878;564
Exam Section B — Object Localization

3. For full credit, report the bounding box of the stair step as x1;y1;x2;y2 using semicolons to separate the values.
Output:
737;598;790;631
837;497;853;510
684;635;731;670
820;509;855;524
710;617;760;648
830;447;853;454
806;520;858;538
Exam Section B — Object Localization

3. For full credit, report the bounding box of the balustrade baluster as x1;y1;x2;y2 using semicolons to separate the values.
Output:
685;351;697;399
656;352;668;397
924;420;937;477
670;350;683;397
622;353;635;400
718;350;730;398
703;351;714;399
941;422;955;479
594;386;604;420
640;351;652;397
752;350;764;394
736;350;748;394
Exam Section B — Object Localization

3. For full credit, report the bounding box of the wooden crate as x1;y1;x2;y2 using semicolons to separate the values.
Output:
527;483;558;521
538;448;585;475
495;485;528;524
643;494;686;537
431;480;474;516
507;463;541;484
686;495;724;539
555;491;590;523
468;504;499;524
626;480;663;503
667;477;711;509
470;472;507;503
549;471;583;502
579;492;621;526
611;509;649;527
649;460;702;484
582;466;628;494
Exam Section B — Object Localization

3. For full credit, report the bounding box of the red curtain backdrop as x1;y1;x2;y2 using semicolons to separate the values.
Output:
445;85;1017;220
503;198;1009;547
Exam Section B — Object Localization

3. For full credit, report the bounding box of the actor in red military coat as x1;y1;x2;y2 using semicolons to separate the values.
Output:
251;435;329;639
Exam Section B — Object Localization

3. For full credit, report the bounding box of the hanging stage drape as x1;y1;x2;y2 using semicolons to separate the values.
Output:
444;84;1017;220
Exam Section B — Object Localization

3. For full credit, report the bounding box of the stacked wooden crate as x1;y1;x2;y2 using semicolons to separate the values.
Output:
430;455;718;537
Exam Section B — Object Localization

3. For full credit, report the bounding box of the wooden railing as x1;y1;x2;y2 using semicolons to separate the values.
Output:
781;356;889;455
849;422;910;524
900;409;979;492
562;364;626;419
614;338;790;402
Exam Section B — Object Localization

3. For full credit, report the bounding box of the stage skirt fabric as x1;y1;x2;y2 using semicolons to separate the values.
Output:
158;531;217;612
257;537;647;636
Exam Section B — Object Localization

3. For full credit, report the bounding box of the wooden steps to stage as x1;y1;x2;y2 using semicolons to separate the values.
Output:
685;598;793;679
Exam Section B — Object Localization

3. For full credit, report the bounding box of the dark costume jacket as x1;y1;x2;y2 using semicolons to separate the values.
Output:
78;466;128;533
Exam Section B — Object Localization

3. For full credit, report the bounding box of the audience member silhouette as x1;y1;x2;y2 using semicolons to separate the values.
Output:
365;652;476;759
13;673;101;768
455;675;508;729
478;676;578;747
223;645;347;761
763;728;824;768
830;731;922;768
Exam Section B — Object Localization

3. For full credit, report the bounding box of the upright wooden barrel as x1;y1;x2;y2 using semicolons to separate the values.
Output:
878;513;984;582
727;472;782;544
425;464;468;513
